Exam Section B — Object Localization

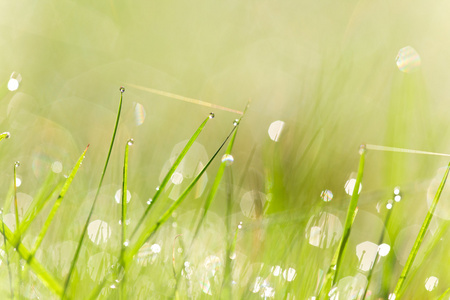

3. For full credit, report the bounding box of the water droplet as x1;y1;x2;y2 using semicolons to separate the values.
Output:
150;244;161;253
14;161;20;168
110;284;116;289
171;172;184;185
123;240;129;247
425;276;439;291
388;293;396;300
394;187;400;195
320;190;333;202
221;154;234;166
15;177;22;187
177;247;183;253
238;221;243;229
209;112;215;119
359;144;366;155
229;252;236;260
268;120;285;142
233;119;239;126
396;46;421;73
120;86;125;93
127;139;134;146
1;132;11;139
8;72;22;91
271;265;282;276
147;199;152;205
394;195;401;202
386;199;394;210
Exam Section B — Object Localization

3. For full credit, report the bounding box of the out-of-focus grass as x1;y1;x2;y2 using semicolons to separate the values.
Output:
0;1;449;299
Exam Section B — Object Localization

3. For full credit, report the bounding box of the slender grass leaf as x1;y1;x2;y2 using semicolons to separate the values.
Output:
1;209;14;299
130;113;214;239
392;161;450;299
30;145;89;255
62;87;124;299
319;145;366;299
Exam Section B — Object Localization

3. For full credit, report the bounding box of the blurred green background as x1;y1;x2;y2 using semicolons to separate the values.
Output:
0;0;449;298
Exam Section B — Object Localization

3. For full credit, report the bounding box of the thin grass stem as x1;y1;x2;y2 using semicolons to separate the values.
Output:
120;139;131;300
130;113;214;239
392;161;450;299
62;87;125;299
1;209;14;299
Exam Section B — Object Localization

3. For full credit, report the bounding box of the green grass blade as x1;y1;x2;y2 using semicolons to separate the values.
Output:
437;287;450;300
191;121;239;242
62;87;125;299
1;209;14;299
0;131;11;142
120;139;132;300
319;145;366;299
13;162;20;241
126;125;236;263
392;161;450;299
0;218;64;297
30;145;89;255
130;113;214;239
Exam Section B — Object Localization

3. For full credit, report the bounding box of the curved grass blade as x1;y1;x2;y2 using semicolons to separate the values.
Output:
437;287;450;300
130;113;214;239
191;121;240;243
392;161;450;299
13;161;22;298
126;125;236;263
30;145;89;255
62;87;125;299
319;145;366;299
1;209;14;299
0;218;64;297
0;131;11;142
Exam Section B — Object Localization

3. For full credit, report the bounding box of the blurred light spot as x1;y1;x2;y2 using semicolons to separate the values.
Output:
137;243;161;266
171;172;184;185
378;243;391;257
271;265;282;276
240;191;267;219
221;154;234;166
7;72;22;91
425;276;439;291
204;255;221;277
150;243;161;253
356;241;379;271
427;167;450;220
10;193;33;219
320;189;333;202
199;277;212;295
329;274;367;300
344;179;362;196
283;268;297;282
134;102;146;126
114;189;131;204
87;252;116;282
268;120;285;142
394;195;401;202
305;212;343;248
396;46;421;73
51;161;63;173
388;293;396;300
394;187;400;195
16;177;22;187
87;220;111;245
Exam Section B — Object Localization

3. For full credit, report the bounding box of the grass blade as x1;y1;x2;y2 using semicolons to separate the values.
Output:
437;287;450;300
0;131;11;142
191;120;240;242
392;161;450;299
130;113;214;239
319;145;366;299
62;87;125;299
30;145;89;255
0;218;64;297
1;209;14;299
126;124;237;263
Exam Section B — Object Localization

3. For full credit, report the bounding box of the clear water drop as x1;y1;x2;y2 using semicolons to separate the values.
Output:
238;221;243;229
1;132;11;139
147;199;152;205
221;154;234;166
14;161;20;168
127;139;134;146
394;195;401;202
394;187;400;195
233;119;239;126
386;199;394;210
123;240;129;247
209;112;215;119
120;86;125;93
8;72;22;91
